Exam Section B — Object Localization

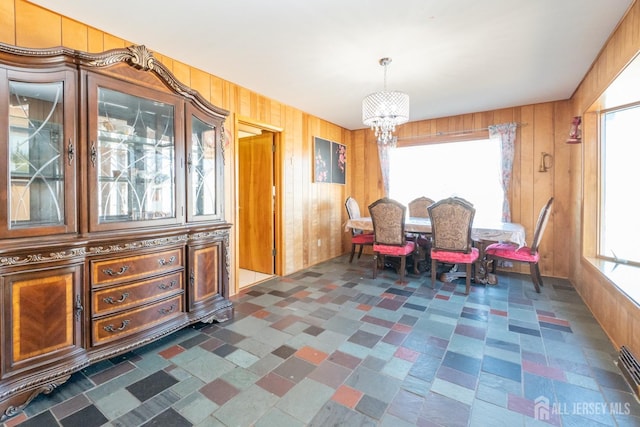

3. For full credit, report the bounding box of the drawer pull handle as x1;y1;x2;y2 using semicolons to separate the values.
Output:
158;280;177;290
159;304;177;315
103;320;130;332
158;256;177;266
103;265;129;276
103;292;129;304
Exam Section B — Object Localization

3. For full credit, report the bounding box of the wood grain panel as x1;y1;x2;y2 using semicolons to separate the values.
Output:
191;245;219;302
15;0;61;47
87;27;104;52
0;0;16;44
11;274;73;362
61;17;87;51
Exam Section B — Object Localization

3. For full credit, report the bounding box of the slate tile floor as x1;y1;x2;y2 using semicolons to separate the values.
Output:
5;255;640;426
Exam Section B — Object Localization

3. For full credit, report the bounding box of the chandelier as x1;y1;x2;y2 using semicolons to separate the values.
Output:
362;57;410;145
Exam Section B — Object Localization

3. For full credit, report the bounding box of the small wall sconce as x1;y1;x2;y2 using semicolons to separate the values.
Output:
539;152;553;173
566;116;582;144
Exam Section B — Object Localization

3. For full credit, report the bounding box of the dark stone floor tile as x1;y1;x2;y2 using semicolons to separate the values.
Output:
126;370;178;402
403;302;427;311
15;410;59;427
329;350;362;369
304;325;325;336
211;328;247;344
539;321;573;333
442;351;482;377
213;343;237;357
348;330;382;349
376;298;403;311
273;356;316;383
509;324;541;337
385;287;414;297
482;355;522;383
200;378;239;406
355;394;387;420
486;338;520;353
436;365;477;390
60;404;108;427
361;315;395;329
178;333;210;349
272;344;297;359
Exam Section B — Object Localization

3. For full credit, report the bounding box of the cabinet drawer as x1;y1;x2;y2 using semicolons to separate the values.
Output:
92;272;183;317
92;295;183;345
91;248;183;285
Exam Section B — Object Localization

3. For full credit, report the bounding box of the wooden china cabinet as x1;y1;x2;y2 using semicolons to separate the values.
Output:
0;43;232;419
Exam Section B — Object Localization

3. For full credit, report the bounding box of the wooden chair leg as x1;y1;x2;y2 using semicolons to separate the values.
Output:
349;244;356;263
431;259;437;289
465;263;471;295
357;244;364;259
530;263;541;293
399;256;406;282
372;253;378;279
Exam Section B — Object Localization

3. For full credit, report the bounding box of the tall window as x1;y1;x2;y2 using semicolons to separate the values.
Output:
389;138;503;223
600;103;640;265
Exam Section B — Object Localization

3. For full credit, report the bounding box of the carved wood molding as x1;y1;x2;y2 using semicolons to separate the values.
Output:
88;235;188;255
0;248;86;267
0;42;229;121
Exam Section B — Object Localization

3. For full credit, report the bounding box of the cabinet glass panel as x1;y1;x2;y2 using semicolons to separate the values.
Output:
97;88;175;222
9;81;65;228
190;115;217;217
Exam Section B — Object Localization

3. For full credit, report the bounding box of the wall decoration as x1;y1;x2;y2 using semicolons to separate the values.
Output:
314;136;346;184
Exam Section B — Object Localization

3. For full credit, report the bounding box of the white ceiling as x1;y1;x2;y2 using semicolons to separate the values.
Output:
30;0;634;130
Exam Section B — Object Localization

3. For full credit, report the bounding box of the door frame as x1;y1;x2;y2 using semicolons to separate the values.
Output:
233;116;283;294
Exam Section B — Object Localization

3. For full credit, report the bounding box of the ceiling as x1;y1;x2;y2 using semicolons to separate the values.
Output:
30;0;634;131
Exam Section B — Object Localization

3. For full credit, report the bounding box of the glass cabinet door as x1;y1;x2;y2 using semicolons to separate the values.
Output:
2;70;76;237
88;75;182;230
186;106;223;222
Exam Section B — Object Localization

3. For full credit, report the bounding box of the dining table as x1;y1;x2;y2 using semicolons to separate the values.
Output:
344;216;526;284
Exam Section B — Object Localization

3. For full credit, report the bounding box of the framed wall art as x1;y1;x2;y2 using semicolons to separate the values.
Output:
313;136;346;184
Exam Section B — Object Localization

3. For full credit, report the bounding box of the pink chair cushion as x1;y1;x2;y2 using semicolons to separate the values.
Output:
431;247;479;264
374;241;416;256
485;243;539;263
352;233;374;244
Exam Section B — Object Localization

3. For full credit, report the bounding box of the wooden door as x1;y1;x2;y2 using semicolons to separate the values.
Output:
238;132;274;274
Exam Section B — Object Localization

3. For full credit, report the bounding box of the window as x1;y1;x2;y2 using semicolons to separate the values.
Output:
389;138;503;224
600;103;640;265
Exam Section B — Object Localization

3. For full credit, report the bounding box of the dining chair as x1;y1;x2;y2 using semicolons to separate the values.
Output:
484;197;554;293
368;197;416;282
345;196;374;263
407;196;436;272
428;197;479;295
408;196;435;218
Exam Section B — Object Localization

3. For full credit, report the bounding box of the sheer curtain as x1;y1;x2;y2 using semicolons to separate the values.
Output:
488;122;517;222
377;139;395;197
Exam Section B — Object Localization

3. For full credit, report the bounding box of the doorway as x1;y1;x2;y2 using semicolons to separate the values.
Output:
236;121;280;289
